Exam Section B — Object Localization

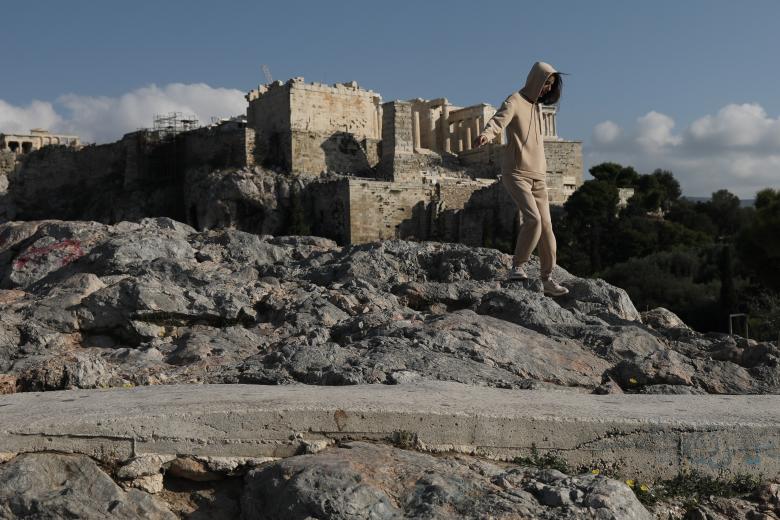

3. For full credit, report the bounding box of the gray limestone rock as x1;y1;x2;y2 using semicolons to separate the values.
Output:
184;166;296;236
241;442;653;520
641;306;690;331
0;453;176;519
1;218;778;395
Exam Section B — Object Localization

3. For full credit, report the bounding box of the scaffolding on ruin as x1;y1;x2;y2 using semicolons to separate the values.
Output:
152;112;200;138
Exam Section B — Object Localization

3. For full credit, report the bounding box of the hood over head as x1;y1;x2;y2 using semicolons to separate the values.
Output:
520;61;557;102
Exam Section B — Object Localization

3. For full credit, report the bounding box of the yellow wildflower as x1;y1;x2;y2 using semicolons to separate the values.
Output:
625;479;635;487
629;377;638;385
590;469;600;475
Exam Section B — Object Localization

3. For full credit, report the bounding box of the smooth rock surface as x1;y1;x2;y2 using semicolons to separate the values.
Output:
1;382;778;480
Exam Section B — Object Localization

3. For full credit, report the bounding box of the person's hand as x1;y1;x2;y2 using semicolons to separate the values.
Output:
473;134;489;148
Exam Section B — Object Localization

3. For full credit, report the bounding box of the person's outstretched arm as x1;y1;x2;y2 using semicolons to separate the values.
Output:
474;96;515;147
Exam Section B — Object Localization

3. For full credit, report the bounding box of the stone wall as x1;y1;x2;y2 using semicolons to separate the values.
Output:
545;140;583;205
288;80;381;140
9;139;133;221
307;178;351;245
247;78;382;175
375;101;455;183
290;131;378;176
435;178;506;247
8;123;251;223
437;178;496;210
347;179;436;244
180;122;252;171
120;131;174;191
457;140;583;205
246;82;292;170
0;151;16;178
380;101;414;182
0;151;14;222
344;176;499;246
457;145;502;179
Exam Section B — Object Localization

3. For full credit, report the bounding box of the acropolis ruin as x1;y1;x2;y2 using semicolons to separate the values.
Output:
1;76;583;247
0;129;80;154
241;77;583;244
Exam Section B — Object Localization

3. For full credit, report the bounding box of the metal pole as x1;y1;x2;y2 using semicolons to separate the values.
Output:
729;313;748;339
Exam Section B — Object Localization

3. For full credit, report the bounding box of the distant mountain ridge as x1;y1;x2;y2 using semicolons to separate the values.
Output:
683;196;755;207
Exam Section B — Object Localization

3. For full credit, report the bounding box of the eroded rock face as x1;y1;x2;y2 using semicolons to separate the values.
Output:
0;218;777;394
241;442;653;520
184;166;300;237
1;443;770;520
0;453;176;520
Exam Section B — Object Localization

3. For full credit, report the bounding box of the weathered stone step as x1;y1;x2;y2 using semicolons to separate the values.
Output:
1;381;778;480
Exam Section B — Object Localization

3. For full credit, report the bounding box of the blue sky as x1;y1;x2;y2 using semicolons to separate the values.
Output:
2;0;780;197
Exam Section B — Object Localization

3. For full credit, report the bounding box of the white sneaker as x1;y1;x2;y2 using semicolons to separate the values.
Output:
542;278;569;296
507;265;528;281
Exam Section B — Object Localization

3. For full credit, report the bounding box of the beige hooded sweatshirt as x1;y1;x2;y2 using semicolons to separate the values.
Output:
479;61;557;180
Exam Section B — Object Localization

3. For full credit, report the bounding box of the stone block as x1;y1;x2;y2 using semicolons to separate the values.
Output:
0;374;16;395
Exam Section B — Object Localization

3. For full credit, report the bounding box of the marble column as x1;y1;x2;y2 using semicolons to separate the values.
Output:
442;105;451;153
413;111;421;150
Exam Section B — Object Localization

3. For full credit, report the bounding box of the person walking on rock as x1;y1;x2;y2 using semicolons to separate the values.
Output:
474;61;569;297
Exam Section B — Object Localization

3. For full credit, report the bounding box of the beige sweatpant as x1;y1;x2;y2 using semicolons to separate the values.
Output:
501;173;557;279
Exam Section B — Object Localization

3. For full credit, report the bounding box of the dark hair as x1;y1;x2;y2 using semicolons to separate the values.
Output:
539;73;563;105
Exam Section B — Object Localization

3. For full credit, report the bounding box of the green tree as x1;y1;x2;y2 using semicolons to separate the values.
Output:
745;291;780;342
607;217;711;266
702;189;743;238
718;244;738;317
599;250;722;331
737;188;780;290
563;180;619;272
589;162;639;187
626;169;682;215
666;198;718;237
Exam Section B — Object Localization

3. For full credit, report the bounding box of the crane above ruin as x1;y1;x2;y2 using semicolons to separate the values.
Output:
262;64;273;84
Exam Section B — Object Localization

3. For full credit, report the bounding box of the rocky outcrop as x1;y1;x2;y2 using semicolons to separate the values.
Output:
0;443;656;520
2;443;777;519
242;442;653;520
0;217;778;395
183;166;307;236
6;140;162;222
0;150;14;222
6;149;340;242
0;453;176;519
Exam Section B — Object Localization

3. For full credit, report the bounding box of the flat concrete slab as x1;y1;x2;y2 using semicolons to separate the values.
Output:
1;382;778;480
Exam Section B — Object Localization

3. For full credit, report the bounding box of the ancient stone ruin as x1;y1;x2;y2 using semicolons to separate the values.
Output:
0;77;582;248
0;128;80;155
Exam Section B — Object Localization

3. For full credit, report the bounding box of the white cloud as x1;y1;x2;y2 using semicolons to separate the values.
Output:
687;103;780;150
0;99;62;135
592;120;621;145
588;103;780;198
635;111;681;151
1;83;247;144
